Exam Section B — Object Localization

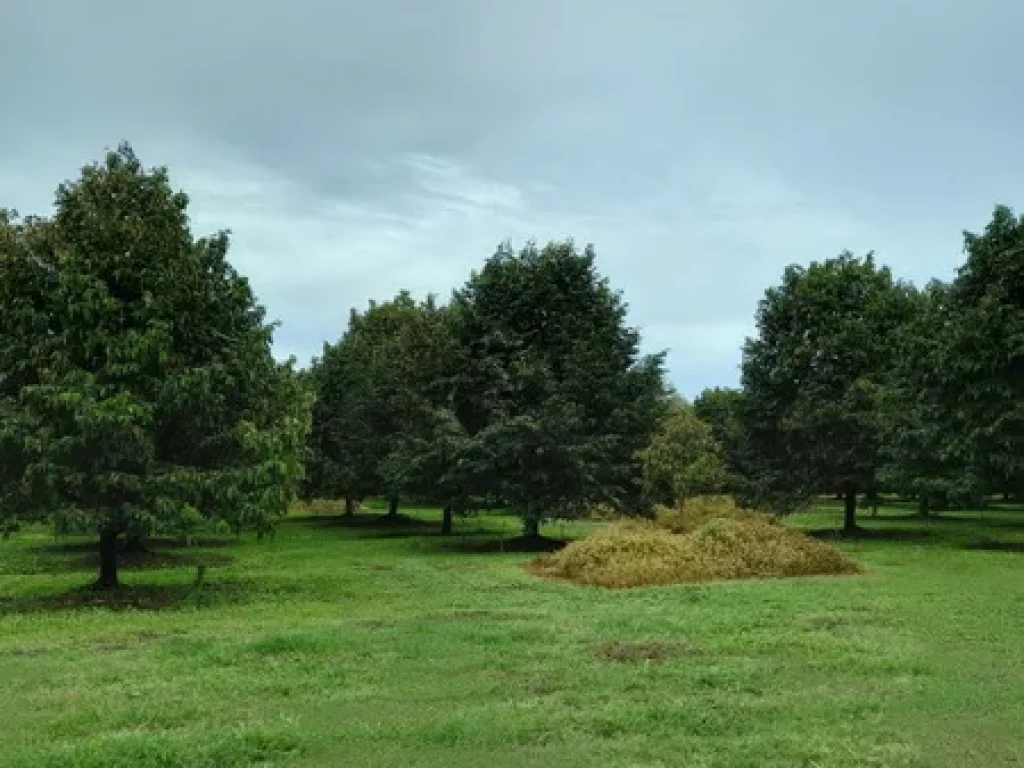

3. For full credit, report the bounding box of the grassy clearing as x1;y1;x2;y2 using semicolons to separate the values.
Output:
1;503;1022;767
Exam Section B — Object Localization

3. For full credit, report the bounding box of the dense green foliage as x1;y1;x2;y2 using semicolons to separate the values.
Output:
451;242;665;534
306;241;666;536
638;397;726;504
0;146;309;586
740;253;918;528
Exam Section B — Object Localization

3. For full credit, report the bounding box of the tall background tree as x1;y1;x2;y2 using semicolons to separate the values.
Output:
305;292;465;522
880;283;983;513
741;252;917;531
638;396;726;505
692;387;750;498
941;207;1024;501
453;241;665;538
0;145;310;587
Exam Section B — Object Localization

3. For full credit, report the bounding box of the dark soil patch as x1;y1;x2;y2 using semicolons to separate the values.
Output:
807;615;848;632
592;640;691;664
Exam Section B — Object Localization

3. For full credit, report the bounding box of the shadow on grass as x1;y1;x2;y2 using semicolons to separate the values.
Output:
294;513;437;531
808;527;937;543
0;580;247;615
433;534;569;555
41;537;236;555
921;515;1024;532
962;541;1024;553
14;543;235;575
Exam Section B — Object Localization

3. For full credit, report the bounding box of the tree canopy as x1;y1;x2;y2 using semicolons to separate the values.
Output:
0;144;309;587
638;397;726;504
741;252;917;530
451;241;666;537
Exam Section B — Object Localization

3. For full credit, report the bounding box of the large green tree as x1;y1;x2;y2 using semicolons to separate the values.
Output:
0;145;310;587
880;283;983;513
941;207;1024;500
741;252;916;532
693;386;750;496
454;241;665;538
305;292;466;523
304;312;383;514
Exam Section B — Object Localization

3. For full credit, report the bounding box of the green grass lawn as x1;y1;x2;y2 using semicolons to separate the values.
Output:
1;503;1022;767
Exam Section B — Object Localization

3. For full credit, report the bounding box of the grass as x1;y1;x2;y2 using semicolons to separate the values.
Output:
0;502;1022;766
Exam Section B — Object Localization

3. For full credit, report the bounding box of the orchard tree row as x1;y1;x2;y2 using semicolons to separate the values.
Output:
306;228;1022;536
1;145;1021;586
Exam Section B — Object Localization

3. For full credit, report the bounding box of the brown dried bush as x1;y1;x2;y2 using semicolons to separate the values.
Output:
530;516;858;589
653;494;775;534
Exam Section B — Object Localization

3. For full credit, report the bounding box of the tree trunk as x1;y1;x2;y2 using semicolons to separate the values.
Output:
523;516;541;539
918;495;930;518
441;506;453;535
96;528;120;589
843;487;858;535
387;497;399;518
344;497;355;517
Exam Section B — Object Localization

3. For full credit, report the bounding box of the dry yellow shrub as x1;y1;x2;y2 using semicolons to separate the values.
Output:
530;516;858;589
654;494;774;534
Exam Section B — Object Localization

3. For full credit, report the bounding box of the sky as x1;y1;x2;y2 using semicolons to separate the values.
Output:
2;0;1022;396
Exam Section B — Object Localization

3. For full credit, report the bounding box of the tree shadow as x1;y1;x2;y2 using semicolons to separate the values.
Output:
0;580;247;615
808;527;937;543
920;514;1024;532
433;534;569;555
40;537;236;555
962;541;1024;553
290;513;443;539
16;543;235;575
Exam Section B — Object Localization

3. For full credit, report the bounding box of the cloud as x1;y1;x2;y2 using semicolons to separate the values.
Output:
2;0;1022;395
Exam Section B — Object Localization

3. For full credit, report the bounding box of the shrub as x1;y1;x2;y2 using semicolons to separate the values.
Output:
530;516;858;589
653;494;774;534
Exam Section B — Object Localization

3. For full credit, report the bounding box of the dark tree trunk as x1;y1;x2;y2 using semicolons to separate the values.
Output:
344;497;355;517
523;516;541;539
843;487;858;535
387;497;399;518
96;528;120;589
441;506;453;535
918;495;930;518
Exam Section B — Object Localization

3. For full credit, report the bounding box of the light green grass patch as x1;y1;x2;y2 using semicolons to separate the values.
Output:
1;503;1022;766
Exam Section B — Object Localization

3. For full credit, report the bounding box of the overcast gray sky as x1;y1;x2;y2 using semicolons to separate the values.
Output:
2;0;1022;395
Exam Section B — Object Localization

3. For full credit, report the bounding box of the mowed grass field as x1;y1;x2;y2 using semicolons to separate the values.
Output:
1;503;1022;768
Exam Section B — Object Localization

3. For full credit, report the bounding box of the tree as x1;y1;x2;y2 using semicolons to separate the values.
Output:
638;397;726;504
693;387;750;496
741;252;916;532
454;241;665;538
0;144;310;588
939;207;1024;500
880;283;984;514
304;320;381;514
305;292;462;520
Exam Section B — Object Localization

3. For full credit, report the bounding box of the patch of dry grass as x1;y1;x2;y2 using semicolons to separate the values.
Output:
654;494;775;533
530;516;859;589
